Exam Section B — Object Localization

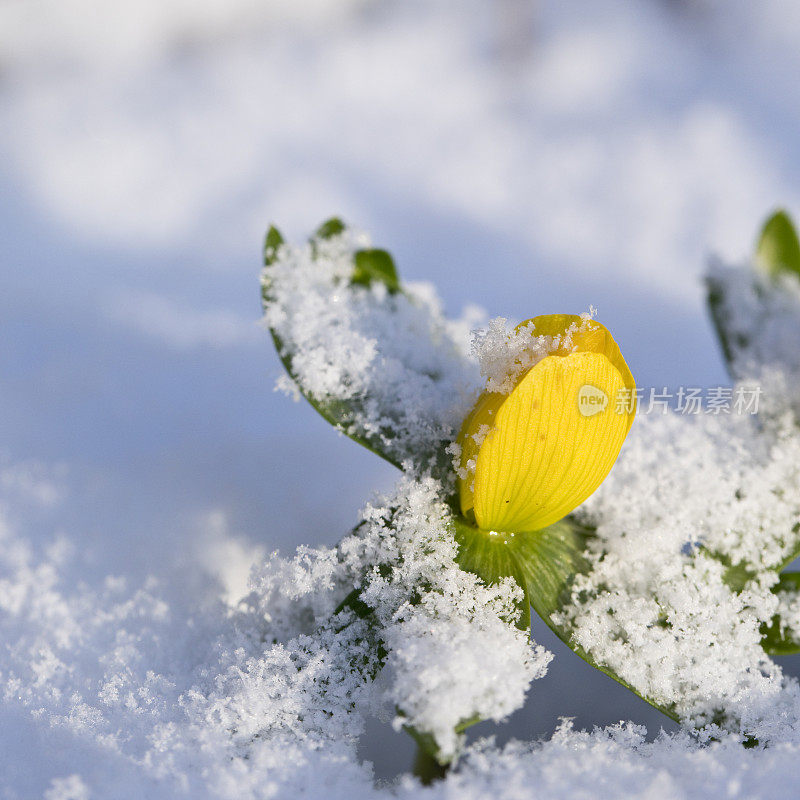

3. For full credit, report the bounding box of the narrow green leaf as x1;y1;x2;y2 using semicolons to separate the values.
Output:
762;571;800;656
333;587;374;621
516;522;680;724
261;222;460;478
755;209;800;278
705;209;800;378
776;524;800;571
703;549;800;657
412;741;448;784
352;249;400;294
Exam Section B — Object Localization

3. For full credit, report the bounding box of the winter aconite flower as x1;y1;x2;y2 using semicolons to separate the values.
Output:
456;314;636;532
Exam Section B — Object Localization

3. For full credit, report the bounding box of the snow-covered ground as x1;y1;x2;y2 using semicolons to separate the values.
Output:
4;0;800;796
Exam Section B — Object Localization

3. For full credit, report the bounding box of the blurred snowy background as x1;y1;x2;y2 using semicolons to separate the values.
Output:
3;0;800;789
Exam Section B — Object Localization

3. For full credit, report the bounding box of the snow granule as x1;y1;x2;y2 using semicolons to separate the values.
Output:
471;312;596;396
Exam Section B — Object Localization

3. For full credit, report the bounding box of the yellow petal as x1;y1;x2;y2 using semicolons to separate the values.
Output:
516;314;637;434
457;315;635;532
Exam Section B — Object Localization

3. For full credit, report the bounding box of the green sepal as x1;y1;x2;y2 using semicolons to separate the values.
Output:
452;514;681;725
756;209;800;278
761;572;800;656
452;516;592;635
352;249;400;294
452;518;531;631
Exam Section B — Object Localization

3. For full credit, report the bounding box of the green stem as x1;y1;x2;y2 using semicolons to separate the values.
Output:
412;745;447;785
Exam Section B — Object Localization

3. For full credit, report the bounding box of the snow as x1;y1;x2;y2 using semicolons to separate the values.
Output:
707;258;800;416
470;313;595;396
7;223;800;795
4;443;800;800
559;410;800;734
0;459;547;793
6;0;800;796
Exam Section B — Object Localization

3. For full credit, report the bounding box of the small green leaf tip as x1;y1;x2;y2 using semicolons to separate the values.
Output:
264;225;284;266
315;217;346;240
352;249;400;293
755;209;800;278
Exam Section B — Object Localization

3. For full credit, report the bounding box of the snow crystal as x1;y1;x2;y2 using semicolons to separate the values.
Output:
419;722;800;800
471;313;596;396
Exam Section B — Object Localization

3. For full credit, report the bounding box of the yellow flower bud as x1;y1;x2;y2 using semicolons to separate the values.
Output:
457;314;636;532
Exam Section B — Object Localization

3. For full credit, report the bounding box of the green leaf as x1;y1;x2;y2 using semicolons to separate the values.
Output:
777;524;800;571
706;210;800;378
268;324;404;470
263;225;284;265
707;549;758;594
333;587;374;622
315;217;346;240
453;514;681;724
762;572;800;656
705;274;740;377
756;209;800;278
704;549;800;656
261;221;461;478
352;249;400;294
411;740;448;784
261;225;405;472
